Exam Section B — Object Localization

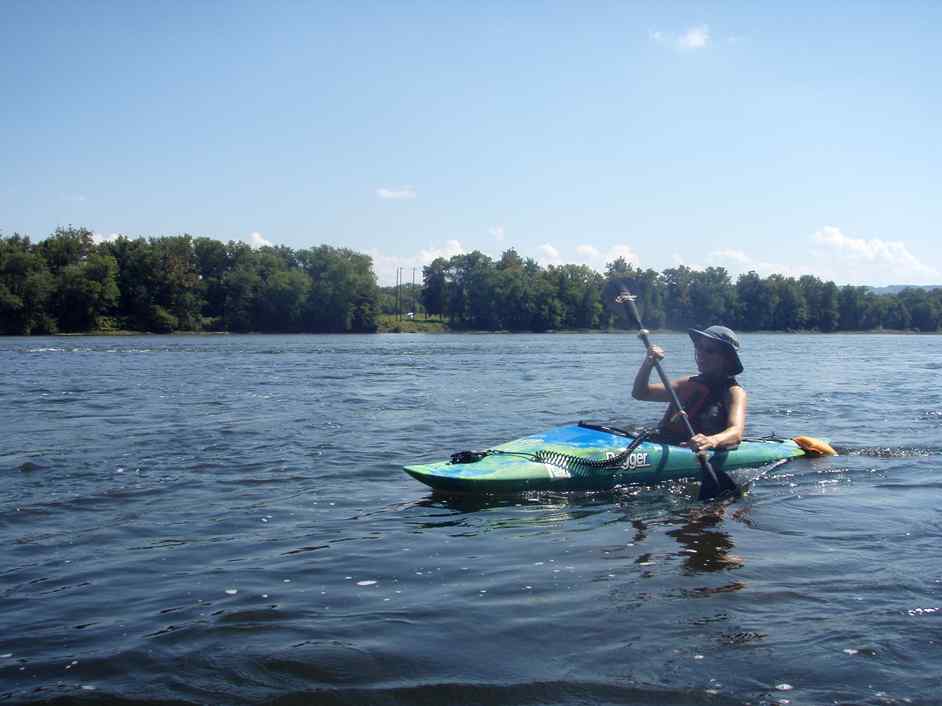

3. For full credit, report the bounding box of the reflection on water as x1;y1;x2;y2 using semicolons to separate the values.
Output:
411;487;752;583
666;506;746;575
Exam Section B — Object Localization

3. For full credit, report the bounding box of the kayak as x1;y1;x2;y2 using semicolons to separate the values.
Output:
403;421;809;494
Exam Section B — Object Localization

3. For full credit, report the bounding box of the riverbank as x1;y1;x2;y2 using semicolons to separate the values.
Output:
376;315;448;333
9;322;937;336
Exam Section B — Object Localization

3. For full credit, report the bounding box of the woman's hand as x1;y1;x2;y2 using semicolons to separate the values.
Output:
645;345;665;364
685;433;716;453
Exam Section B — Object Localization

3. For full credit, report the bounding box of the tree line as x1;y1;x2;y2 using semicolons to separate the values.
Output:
2;229;941;334
421;249;942;333
0;227;378;334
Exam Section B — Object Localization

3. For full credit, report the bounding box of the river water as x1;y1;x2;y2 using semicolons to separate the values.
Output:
1;333;940;705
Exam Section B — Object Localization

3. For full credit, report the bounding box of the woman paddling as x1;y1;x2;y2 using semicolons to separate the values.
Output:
632;325;747;453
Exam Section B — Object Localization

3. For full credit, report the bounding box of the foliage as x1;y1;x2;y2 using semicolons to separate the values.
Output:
3;229;940;335
0;234;56;334
416;249;942;334
1;229;379;334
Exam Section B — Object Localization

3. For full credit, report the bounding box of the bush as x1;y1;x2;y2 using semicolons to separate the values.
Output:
150;305;178;333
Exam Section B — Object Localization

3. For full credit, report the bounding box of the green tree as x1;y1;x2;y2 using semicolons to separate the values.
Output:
257;269;312;331
882;296;911;330
223;265;261;332
499;269;537;330
860;293;888;330
530;273;564;331
663;266;697;329
154;235;202;330
421;258;448;319
798;276;839;331
459;251;499;329
736;271;777;330
497;248;525;272
898;288;940;331
299;246;379;332
689;267;735;328
440;252;496;329
53;252;120;331
193;237;231;323
38;226;95;273
544;265;601;329
838;285;871;331
769;275;807;331
0;234;56;334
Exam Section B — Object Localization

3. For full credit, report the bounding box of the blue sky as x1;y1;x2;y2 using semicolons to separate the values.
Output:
3;1;940;286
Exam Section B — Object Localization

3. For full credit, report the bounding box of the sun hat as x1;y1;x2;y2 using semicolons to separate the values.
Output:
688;325;743;375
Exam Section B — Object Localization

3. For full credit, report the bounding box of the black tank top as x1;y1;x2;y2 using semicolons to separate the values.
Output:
657;374;741;444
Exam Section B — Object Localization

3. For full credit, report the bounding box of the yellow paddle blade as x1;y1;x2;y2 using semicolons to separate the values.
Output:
793;436;837;456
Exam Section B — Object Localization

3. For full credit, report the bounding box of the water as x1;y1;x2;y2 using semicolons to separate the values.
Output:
1;333;940;705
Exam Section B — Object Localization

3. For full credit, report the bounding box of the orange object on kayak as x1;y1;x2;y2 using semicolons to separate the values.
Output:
793;436;837;456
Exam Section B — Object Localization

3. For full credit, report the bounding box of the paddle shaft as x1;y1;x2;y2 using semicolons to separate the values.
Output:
622;296;721;487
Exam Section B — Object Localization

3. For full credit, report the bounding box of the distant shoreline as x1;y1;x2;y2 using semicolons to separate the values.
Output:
11;327;937;337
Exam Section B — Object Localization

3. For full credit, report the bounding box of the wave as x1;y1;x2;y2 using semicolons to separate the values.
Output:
844;446;942;458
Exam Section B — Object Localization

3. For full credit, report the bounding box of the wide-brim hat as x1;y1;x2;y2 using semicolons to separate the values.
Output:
689;325;743;375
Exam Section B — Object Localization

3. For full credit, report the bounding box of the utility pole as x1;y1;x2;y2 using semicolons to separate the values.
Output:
396;267;401;321
412;267;416;319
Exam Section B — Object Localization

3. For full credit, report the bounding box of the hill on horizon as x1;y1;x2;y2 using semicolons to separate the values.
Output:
868;284;942;295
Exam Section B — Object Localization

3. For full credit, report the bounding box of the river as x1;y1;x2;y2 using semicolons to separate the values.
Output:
2;332;940;705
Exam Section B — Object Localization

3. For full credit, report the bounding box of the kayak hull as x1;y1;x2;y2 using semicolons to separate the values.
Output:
404;423;805;494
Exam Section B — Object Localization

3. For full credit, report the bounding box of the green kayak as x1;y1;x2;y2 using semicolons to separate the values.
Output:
404;421;810;494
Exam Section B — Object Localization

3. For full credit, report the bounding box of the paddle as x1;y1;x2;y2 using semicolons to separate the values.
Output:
603;280;741;501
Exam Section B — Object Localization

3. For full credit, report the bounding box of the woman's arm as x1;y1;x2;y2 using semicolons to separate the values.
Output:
687;386;748;452
631;345;691;403
631;345;672;401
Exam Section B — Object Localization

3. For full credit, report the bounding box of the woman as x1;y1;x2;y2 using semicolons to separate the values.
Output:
631;325;747;453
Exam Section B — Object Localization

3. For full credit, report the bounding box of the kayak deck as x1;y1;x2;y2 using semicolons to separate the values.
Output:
404;422;805;494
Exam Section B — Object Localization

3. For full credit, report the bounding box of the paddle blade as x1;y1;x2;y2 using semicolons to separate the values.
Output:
695;452;741;501
602;278;637;325
793;436;837;456
698;466;741;502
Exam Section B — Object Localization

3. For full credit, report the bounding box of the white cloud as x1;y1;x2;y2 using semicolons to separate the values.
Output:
92;232;120;244
369;240;466;286
373;241;644;285
511;242;646;271
678;25;710;49
607;245;641;266
703;249;793;278
418;239;464;264
538;243;562;266
695;228;938;286
811;226;938;284
707;249;751;266
650;24;711;51
244;231;273;248
376;186;417;200
489;225;505;242
571;243;640;271
369;250;420;287
671;254;704;272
